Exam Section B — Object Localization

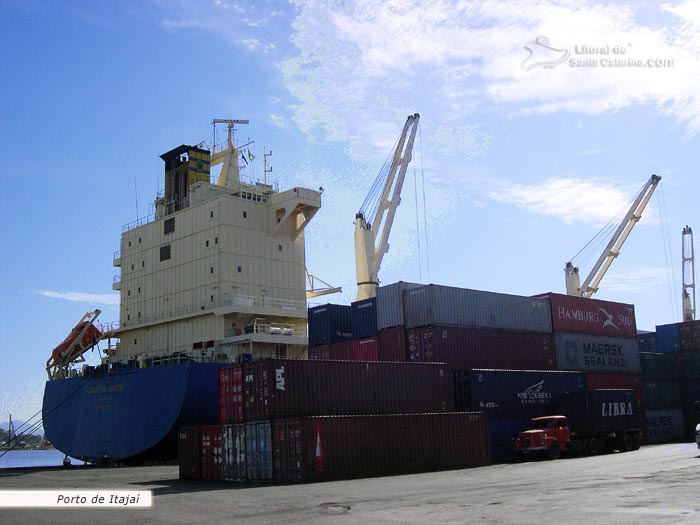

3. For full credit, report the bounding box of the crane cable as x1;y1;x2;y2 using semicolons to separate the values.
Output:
657;185;680;321
419;121;430;284
359;133;401;226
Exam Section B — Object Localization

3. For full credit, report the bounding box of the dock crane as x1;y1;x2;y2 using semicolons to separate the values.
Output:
683;225;696;321
355;113;420;301
565;174;661;298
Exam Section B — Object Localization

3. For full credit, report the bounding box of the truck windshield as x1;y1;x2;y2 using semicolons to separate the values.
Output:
531;419;556;429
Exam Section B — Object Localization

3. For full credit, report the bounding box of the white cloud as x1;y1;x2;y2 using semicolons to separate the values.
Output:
270;113;287;128
602;267;672;293
37;290;120;306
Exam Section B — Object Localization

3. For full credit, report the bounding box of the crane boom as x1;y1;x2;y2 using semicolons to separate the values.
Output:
355;113;420;301
683;225;696;321
565;174;661;298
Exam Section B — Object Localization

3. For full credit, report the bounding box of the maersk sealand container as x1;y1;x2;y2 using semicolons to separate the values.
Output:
553;332;641;373
404;285;552;332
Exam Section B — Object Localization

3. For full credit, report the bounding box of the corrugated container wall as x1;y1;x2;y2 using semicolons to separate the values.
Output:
199;425;223;481
376;281;422;330
637;331;657;353
585;372;646;442
351;338;378;361
308;304;353;347
655;323;681;353
408;326;556;371
553;333;641;373
222;424;246;481
308;341;352;361
351;297;378;339
560;389;639;434
646;409;686;443
242;359;453;421
377;327;408;362
488;418;530;463
270;412;490;482
538;293;637;338
246;421;272;482
405;285;552;332
642;382;682;409
682;350;700;381
639;352;681;382
178;427;200;480
455;369;587;419
219;365;243;424
679;320;700;350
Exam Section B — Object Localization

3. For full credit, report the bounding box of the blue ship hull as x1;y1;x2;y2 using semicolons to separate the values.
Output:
42;362;223;463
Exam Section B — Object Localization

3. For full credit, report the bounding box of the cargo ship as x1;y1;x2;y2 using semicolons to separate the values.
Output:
42;119;322;463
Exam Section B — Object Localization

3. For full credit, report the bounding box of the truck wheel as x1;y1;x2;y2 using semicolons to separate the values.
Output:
548;442;561;460
631;434;641;451
588;437;602;456
623;433;634;452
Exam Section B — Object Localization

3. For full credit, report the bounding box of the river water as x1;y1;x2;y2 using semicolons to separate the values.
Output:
0;449;86;469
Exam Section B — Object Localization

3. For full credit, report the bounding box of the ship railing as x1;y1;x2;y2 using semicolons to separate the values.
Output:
122;212;155;233
223;294;306;311
112;274;121;286
226;320;307;338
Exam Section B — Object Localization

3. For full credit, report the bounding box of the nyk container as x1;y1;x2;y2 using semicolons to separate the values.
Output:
376;326;407;362
199;425;224;481
553;332;641;373
454;369;587;419
219;365;243;423
270;412;490;482
646;409;685;443
351;297;378;339
308;304;353;347
307;341;352;361
246;421;272;482
242;359;453;421
639;352;680;382
376;281;422;329
351;337;378;361
537;292;637;338
637;331;657;353
682;349;700;381
679;320;700;350
405;285;552;332
642;381;682;410
559;389;639;434
178;426;200;480
222;424;246;481
408;325;556;371
655;323;681;353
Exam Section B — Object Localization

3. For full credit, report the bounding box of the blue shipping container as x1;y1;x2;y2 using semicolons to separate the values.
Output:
351;297;378;339
308;304;353;348
646;409;685;443
655;323;681;353
488;418;529;463
456;369;587;420
636;331;657;353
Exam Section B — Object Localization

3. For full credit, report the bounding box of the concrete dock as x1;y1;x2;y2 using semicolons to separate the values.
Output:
1;443;699;524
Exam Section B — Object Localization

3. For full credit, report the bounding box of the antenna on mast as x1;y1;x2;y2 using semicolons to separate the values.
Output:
264;150;272;185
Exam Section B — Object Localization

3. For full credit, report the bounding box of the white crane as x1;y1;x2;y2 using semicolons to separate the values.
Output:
355;113;420;301
565;174;661;298
683;225;696;321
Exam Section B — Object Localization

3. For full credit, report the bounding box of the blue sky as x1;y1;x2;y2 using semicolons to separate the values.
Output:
1;0;698;422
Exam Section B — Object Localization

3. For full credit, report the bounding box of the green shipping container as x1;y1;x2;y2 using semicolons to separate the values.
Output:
643;381;683;410
640;352;681;382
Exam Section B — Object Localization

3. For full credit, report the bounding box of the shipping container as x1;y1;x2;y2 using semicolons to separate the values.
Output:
642;381;683;409
178;426;200;480
219;365;243;424
487;418;529;463
351;337;378;361
646;409;685;443
405;285;552;332
307;341;353;361
242;359;453;421
655;323;681;353
585;372;646;442
637;331;657;353
376;281;422;330
246;421;272;482
682;349;700;381
454;369;587;419
639;352;681;382
222;424;246;481
351;297;378;339
270;412;490;482
308;304;353;347
554;332;641;373
200;425;223;481
377;326;407;362
408;325;556;371
537;292;637;338
560;389;639;434
679;320;700;351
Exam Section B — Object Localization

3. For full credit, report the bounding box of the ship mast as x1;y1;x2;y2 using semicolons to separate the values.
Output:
211;118;249;189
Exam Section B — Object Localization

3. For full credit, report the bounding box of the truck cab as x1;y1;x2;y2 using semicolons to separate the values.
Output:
514;416;570;460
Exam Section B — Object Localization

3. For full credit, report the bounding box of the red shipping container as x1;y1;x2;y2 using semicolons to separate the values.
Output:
377;326;407;362
537;292;637;338
219;365;243;424
352;337;378;361
243;359;454;421
308;341;353;360
271;412;490;482
585;372;647;443
200;425;224;481
178;426;200;480
407;325;556;371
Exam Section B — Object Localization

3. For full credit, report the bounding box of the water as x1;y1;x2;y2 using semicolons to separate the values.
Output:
0;449;86;469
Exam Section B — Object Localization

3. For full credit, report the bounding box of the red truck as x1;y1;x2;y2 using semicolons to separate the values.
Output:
514;389;641;460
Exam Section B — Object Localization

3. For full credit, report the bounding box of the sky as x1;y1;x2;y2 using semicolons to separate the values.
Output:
1;0;699;422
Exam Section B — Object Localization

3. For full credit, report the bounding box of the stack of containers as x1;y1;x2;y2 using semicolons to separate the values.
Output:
374;281;423;362
639;347;685;444
537;293;646;441
307;304;353;360
349;297;380;361
182;358;491;481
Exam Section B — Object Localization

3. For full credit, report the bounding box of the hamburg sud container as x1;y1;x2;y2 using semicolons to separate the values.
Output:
242;359;453;421
553;332;641;373
351;297;378;339
199;425;224;481
246;421;272;481
655;323;681;353
639;352;680;382
559;389;639;434
405;285;552;332
646;409;685;443
308;304;352;348
219;366;243;423
377;326;408;362
454;369;587;419
408;326;556;371
222;424;246;481
178;426;200;480
537;292;637;338
376;281;422;330
270;412;490;482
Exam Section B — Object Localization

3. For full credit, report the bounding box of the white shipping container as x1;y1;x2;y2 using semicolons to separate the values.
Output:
222;424;246;481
